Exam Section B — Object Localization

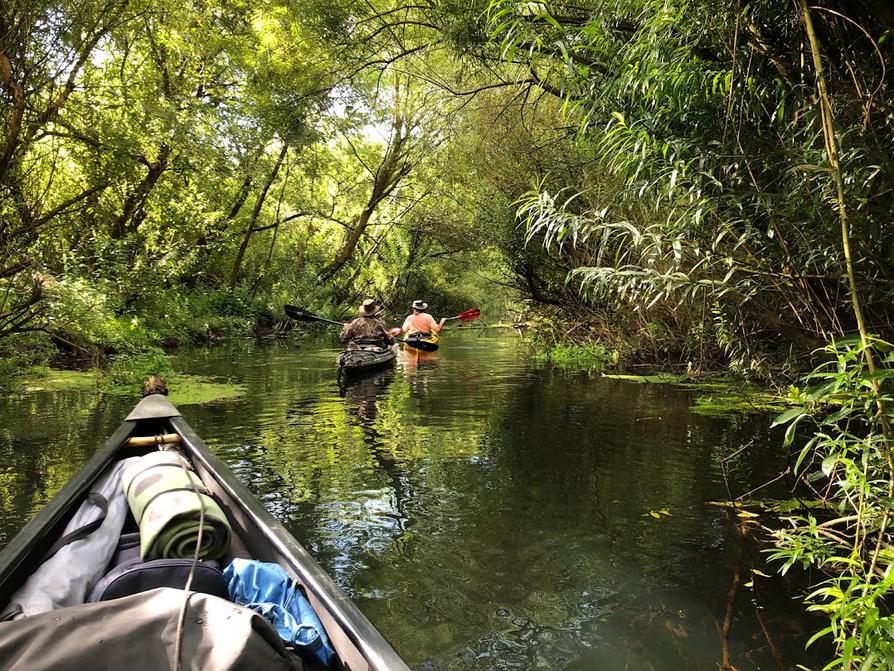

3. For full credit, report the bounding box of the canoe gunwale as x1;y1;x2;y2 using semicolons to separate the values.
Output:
0;421;136;608
171;416;411;671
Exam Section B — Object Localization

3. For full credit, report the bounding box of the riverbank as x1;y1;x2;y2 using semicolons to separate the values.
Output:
0;287;283;389
532;340;793;416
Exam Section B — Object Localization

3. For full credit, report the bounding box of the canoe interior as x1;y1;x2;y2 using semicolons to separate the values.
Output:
0;402;410;671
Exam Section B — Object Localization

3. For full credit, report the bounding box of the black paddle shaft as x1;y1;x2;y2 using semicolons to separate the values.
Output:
284;305;345;327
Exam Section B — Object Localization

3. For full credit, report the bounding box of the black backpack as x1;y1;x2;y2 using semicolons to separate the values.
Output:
88;533;229;603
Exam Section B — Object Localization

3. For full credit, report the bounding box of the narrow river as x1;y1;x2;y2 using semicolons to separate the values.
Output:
0;331;824;669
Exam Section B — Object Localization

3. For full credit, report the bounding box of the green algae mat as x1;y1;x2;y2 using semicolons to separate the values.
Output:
19;368;244;406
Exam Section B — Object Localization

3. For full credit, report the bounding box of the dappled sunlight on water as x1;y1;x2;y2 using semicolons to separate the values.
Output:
0;331;826;670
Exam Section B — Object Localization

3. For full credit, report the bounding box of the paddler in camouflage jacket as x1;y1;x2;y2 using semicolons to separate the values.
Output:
339;299;395;345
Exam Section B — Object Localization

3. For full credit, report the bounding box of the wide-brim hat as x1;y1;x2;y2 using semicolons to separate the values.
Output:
411;300;428;311
359;299;381;316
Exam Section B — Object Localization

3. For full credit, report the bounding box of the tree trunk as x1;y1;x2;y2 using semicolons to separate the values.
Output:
0;49;26;185
193;149;265;253
225;173;255;222
228;142;289;290
319;123;411;282
111;145;171;239
332;220;400;306
390;227;424;301
322;203;378;283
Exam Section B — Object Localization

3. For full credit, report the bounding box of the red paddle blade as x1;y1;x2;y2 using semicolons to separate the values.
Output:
457;308;481;321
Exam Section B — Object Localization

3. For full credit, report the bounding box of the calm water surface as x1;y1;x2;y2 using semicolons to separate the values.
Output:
0;332;824;669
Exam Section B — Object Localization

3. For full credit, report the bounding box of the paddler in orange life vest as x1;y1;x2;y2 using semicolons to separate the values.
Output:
402;300;446;339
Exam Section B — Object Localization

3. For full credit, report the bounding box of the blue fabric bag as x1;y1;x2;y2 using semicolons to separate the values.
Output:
223;559;336;668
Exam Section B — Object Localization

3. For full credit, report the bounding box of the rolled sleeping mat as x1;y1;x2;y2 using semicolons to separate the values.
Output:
122;450;232;561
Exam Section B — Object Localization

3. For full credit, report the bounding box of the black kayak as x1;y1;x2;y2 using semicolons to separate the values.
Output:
0;394;411;671
402;334;439;352
337;344;398;375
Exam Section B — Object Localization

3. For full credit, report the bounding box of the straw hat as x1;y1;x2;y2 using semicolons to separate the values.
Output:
411;299;428;311
359;299;381;316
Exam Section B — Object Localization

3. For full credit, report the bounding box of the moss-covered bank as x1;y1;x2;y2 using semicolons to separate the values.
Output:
15;364;244;406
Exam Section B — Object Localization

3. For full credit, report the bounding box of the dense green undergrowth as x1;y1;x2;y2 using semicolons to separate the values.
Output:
0;286;272;392
49;284;284;351
531;343;613;369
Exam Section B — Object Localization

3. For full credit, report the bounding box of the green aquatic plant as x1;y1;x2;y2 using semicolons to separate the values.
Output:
13;349;244;405
770;338;894;669
690;388;788;416
603;373;684;384
164;376;245;406
20;368;99;393
599;371;788;415
103;348;176;396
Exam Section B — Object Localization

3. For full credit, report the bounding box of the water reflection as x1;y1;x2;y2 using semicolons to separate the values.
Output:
340;370;412;534
341;369;395;425
0;391;133;547
401;348;440;376
0;333;826;670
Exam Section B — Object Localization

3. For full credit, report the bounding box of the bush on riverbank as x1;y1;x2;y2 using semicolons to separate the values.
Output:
0;285;273;392
0;334;59;393
532;343;613;370
770;339;894;668
523;302;786;381
47;279;282;351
